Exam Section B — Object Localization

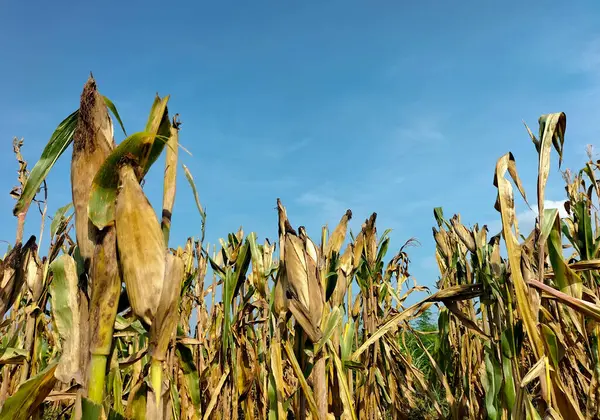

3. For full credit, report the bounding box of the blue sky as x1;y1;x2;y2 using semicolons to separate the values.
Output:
1;1;599;301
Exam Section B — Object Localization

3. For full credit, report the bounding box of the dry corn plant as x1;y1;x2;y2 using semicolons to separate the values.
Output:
0;76;445;420
3;75;598;420
431;113;600;419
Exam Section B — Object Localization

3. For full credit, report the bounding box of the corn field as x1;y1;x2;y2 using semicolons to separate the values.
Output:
0;77;599;420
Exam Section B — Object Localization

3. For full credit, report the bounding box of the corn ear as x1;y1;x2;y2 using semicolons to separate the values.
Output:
150;252;184;361
0;238;34;318
89;227;121;356
116;164;165;326
325;209;352;258
71;76;115;269
22;242;41;301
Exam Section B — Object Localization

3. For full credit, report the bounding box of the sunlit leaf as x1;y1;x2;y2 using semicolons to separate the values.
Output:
0;362;57;420
13;110;78;216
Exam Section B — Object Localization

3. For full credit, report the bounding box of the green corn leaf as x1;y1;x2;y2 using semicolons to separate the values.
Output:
144;95;171;171
49;254;83;384
126;381;148;420
315;306;342;354
541;324;562;368
87;131;167;229
176;342;201;412
107;409;126;420
102;95;127;136
233;242;252;300
547;209;583;299
0;362;57;420
0;347;28;365
340;319;355;362
502;355;516;408
575;201;594;260
81;397;103;420
13;110;78;216
483;345;502;420
50;202;73;238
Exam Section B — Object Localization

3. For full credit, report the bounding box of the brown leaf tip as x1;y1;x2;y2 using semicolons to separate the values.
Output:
74;75;101;152
118;152;140;168
172;114;182;129
284;220;297;236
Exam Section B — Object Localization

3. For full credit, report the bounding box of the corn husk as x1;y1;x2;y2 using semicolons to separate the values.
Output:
89;226;121;356
22;240;42;301
332;244;354;308
0;241;24;318
325;210;352;258
277;200;324;343
150;252;184;361
71;77;115;270
116;164;165;326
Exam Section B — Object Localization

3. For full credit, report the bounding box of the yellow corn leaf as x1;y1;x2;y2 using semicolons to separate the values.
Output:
269;340;286;420
327;342;357;420
283;341;319;419
495;153;544;358
351;301;432;361
202;368;229;420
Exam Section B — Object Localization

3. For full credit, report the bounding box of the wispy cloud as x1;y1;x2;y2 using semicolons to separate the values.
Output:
572;36;600;74
395;116;445;144
263;137;311;159
296;191;349;222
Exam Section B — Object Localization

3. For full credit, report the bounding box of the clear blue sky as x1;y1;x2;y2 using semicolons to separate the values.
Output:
1;1;599;300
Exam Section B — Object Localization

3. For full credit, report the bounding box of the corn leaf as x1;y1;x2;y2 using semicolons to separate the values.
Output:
528;279;600;321
50;203;73;239
547;208;583;298
483;345;502;420
13;110;78;216
328;342;358;420
315;306;342;354
0;362;57;420
494;152;544;358
283;341;319;418
102;95;127;137
202;368;229;420
182;164;206;241
0;347;28;365
49;254;83;384
352;300;432;361
81;397;102;420
176;342;201;412
88;131;167;229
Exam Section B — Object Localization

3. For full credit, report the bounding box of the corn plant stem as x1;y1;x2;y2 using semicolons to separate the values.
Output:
88;354;108;404
20;312;38;383
15;211;26;244
0;293;23;404
312;349;328;419
294;324;306;417
150;357;163;408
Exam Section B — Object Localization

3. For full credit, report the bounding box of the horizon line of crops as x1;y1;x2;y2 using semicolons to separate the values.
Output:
0;76;599;419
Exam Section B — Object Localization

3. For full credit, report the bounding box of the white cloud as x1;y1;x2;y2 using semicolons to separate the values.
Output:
263;137;311;159
486;199;568;235
395;117;445;143
296;192;349;221
575;37;600;74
